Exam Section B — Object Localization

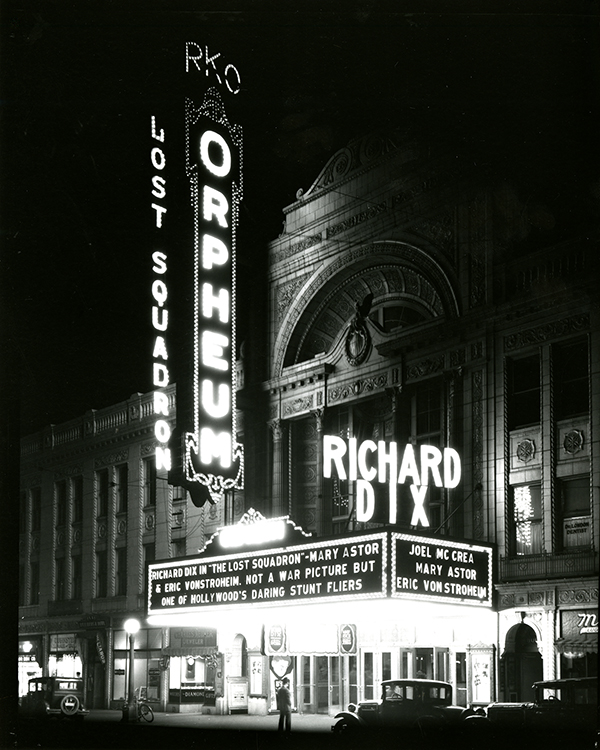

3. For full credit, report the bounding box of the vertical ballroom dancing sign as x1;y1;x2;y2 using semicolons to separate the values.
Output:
183;87;244;503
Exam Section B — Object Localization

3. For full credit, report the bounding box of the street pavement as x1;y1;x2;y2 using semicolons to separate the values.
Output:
88;708;334;732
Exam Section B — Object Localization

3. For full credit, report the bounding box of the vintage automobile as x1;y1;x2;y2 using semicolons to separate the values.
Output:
332;678;488;736
19;676;89;720
486;676;597;732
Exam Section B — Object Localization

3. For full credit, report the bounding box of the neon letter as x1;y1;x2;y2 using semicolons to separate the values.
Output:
398;444;420;485
203;185;229;227
200;130;231;178
356;480;375;522
420;445;443;487
202;283;230;323
410;485;429;527
444;448;461;488
202;234;229;269
323;435;347;479
201;380;230;419
201;331;229;371
200;427;231;468
357;440;377;481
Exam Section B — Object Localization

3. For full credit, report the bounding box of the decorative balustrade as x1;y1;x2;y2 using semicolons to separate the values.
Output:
500;549;598;581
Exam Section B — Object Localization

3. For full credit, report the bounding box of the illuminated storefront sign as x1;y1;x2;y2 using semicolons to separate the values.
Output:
182;88;243;503
147;532;387;615
324;436;461;527
392;533;493;607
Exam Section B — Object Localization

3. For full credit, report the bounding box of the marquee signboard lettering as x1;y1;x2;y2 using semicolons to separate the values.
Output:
147;532;387;615
392;533;493;607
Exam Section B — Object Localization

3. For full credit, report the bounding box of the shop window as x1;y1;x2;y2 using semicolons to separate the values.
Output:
116;464;128;513
144;458;156;507
555;339;589;420
401;650;409;679
559;477;591;549
30;561;39;605
31;488;41;532
455;652;467;707
20;492;27;534
55;480;67;527
96;469;109;517
55;557;66;600
382;652;391;681
363;652;374;700
96;550;108;598
71;554;82;600
508;355;540;429
72;476;83;523
348;656;358;705
302;656;311;705
511;484;542;555
415;648;433;679
115;547;127;596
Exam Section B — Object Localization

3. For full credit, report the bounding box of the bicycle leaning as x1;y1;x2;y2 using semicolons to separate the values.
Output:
136;697;154;722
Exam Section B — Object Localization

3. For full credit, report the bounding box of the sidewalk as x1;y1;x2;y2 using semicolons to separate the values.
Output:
88;709;334;733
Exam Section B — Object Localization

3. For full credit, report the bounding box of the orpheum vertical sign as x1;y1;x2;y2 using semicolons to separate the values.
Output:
182;84;243;504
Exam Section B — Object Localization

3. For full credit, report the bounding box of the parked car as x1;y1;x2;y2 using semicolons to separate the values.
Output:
332;678;488;737
486;676;597;732
19;676;89;720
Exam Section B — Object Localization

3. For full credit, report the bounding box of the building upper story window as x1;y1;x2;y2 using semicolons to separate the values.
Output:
30;561;40;605
96;469;109;518
144;458;156;507
55;557;66;600
31;488;41;533
508;355;540;429
555;338;589;420
115;547;127;596
558;476;591;549
72;554;82;600
55;480;67;527
116;464;128;514
20;492;27;534
511;483;542;556
96;550;108;598
72;476;83;523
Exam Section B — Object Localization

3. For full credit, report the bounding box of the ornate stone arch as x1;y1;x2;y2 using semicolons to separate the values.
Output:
274;241;459;374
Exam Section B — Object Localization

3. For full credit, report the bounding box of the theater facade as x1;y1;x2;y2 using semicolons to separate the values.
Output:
19;124;598;714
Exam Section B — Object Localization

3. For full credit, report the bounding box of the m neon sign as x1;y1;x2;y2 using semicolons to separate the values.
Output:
183;88;243;502
323;436;461;527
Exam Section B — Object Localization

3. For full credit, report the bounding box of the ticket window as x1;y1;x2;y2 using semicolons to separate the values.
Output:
363;652;374;700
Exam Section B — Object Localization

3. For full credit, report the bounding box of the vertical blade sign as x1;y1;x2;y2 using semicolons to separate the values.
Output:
184;89;243;503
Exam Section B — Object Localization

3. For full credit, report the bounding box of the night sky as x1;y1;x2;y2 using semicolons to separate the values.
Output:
3;1;598;438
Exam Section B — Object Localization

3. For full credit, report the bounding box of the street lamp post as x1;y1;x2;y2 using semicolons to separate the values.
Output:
121;618;140;723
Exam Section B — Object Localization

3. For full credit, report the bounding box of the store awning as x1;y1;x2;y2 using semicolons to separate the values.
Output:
162;646;217;657
555;635;598;655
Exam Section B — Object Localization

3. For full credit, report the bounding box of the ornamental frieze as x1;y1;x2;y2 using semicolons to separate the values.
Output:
273;235;322;265
558;587;598;605
406;355;445;380
328;374;388;403
53;465;83;479
276;275;310;326
327;201;387;238
410;213;455;258
504;314;590;351
94;450;129;469
282;395;314;417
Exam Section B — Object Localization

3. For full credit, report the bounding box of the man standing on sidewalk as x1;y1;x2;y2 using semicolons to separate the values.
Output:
276;677;292;732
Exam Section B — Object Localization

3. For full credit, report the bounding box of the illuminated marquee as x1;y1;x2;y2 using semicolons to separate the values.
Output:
147;532;388;615
392;533;493;607
183;88;243;502
323;436;461;527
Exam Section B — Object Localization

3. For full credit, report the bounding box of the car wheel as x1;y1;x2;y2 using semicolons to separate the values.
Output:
333;719;353;734
60;695;80;717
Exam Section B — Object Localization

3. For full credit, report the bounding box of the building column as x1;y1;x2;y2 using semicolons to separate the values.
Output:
269;419;286;518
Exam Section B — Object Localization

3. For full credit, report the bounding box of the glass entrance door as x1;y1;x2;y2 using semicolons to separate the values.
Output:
316;656;342;714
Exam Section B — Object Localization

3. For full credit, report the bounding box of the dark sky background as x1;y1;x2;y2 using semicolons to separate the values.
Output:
3;1;599;438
